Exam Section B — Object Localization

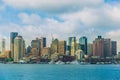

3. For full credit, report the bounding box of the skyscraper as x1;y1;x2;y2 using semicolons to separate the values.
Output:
66;45;71;55
87;43;93;56
71;37;76;56
31;39;41;56
104;39;112;57
58;41;66;55
2;39;5;54
111;41;117;55
14;36;25;62
10;32;18;58
42;37;46;48
79;36;87;54
68;37;76;46
26;46;32;54
76;43;81;51
93;36;104;58
93;36;113;58
50;39;59;54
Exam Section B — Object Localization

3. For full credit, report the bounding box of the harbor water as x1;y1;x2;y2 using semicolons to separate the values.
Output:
0;64;120;80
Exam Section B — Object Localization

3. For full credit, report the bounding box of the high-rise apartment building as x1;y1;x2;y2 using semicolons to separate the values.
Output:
14;36;25;62
10;32;18;58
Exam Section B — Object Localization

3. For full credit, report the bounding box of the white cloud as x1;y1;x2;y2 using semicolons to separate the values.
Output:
61;8;100;27
105;30;120;53
18;13;42;25
18;13;76;34
3;0;104;13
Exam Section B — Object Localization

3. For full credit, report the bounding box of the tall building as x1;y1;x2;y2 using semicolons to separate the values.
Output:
71;37;76;56
104;39;112;57
41;47;50;59
26;46;32;54
10;32;18;58
31;39;41;56
22;40;25;56
2;39;5;54
41;37;46;48
58;41;66;55
93;36;113;58
68;37;76;46
14;36;25;62
79;36;87;54
4;50;11;58
50;39;59;54
87;43;93;56
76;43;81;50
93;36;104;58
66;45;71;55
111;41;117;55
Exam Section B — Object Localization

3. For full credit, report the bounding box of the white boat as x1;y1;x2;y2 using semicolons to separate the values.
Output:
48;60;55;64
55;61;65;64
70;60;79;64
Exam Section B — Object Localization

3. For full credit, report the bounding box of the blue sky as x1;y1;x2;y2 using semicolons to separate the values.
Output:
0;0;120;51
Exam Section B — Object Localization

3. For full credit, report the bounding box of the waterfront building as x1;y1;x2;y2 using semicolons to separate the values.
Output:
71;37;76;56
79;36;87;54
87;43;93;56
10;32;18;58
4;50;11;58
31;48;38;56
111;41;117;55
51;52;59;61
75;50;84;60
58;41;66;55
66;45;71;55
2;39;5;54
31;38;41;56
93;36;104;58
50;39;59;54
104;39;112;57
14;36;25;62
41;47;50;59
26;46;32;54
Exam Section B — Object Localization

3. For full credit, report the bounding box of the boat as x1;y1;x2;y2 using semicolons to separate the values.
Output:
70;60;79;64
55;60;65;64
48;60;55;64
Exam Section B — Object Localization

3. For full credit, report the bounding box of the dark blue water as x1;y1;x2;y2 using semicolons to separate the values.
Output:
0;64;120;80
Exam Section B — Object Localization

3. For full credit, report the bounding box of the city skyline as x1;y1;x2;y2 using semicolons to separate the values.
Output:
0;0;120;51
0;32;119;52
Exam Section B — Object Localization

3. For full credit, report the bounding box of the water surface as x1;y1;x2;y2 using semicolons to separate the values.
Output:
0;64;120;80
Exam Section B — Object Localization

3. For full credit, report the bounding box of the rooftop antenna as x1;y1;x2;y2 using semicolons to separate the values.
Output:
51;33;54;42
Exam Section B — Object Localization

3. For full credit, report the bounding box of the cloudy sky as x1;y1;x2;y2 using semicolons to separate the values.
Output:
0;0;120;51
